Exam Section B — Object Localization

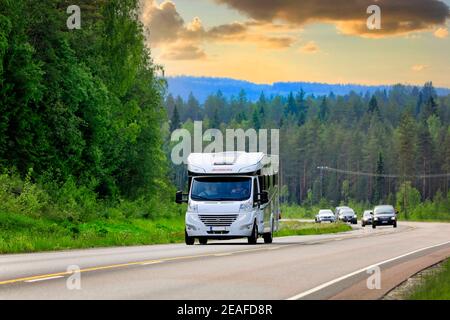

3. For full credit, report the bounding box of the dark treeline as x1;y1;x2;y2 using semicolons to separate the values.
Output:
0;0;172;219
166;83;450;207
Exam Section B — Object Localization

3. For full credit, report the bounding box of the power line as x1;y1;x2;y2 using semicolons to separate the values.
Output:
317;166;450;179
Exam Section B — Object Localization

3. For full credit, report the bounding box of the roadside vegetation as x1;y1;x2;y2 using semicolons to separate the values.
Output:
280;190;450;222
407;258;450;300
0;171;186;254
276;220;352;237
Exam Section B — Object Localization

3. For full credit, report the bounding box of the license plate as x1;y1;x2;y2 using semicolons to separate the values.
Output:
211;226;228;232
382;221;388;224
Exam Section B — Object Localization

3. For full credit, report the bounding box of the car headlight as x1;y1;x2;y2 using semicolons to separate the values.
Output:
188;202;198;213
239;201;253;213
391;216;396;220
374;217;379;221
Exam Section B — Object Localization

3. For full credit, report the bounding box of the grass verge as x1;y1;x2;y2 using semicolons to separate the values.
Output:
406;258;450;300
275;220;352;237
0;213;353;254
0;212;185;254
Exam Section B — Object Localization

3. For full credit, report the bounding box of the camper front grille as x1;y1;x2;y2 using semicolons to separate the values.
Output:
199;214;238;227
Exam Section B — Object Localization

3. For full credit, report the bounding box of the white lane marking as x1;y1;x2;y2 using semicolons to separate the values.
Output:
141;260;163;265
25;276;64;283
287;240;450;300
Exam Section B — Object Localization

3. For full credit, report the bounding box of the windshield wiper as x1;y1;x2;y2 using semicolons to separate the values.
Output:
191;195;210;201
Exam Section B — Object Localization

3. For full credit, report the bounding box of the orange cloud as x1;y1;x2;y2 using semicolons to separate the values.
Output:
300;41;320;54
411;64;429;72
162;43;207;60
434;27;449;38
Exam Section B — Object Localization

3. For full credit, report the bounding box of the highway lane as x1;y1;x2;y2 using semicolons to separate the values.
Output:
0;221;449;299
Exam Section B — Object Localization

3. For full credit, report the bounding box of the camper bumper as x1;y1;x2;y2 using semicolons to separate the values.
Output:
185;213;255;237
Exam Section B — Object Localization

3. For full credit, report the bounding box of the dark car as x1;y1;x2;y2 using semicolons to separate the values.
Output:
338;208;357;224
361;210;373;227
372;205;397;229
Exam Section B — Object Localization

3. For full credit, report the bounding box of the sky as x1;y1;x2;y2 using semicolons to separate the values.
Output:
140;0;450;87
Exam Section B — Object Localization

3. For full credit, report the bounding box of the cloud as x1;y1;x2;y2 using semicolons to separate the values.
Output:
434;27;449;38
140;1;184;45
300;41;320;54
411;64;429;72
139;0;296;60
213;0;450;37
162;44;207;60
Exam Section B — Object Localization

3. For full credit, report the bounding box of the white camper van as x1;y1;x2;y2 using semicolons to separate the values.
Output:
176;152;280;245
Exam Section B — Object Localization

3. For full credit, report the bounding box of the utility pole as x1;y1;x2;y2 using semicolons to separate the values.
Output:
317;166;328;199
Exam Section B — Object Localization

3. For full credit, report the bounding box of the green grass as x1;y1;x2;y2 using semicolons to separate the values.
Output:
275;220;352;237
407;258;450;300
0;212;354;254
0;212;185;254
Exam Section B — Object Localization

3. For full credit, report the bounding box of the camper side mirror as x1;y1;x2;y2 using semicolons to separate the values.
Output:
259;191;269;205
175;191;187;204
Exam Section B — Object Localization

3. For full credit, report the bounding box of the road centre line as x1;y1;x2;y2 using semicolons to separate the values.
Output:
25;276;64;283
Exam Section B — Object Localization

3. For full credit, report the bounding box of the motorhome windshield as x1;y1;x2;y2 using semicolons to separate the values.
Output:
191;177;252;201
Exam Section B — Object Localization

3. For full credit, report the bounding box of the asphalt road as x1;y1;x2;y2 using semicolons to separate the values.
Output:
1;221;449;300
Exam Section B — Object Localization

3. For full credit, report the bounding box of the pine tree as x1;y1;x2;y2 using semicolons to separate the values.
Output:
374;152;385;203
252;108;261;131
368;95;380;115
398;113;417;179
318;97;329;122
170;105;181;132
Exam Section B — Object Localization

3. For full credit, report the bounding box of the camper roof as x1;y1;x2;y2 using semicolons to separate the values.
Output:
187;152;269;175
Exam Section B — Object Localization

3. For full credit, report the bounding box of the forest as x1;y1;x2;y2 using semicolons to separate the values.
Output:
165;83;450;219
0;0;186;252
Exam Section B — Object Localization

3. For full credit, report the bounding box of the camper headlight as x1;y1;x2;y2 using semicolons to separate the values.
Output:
239;202;253;213
188;202;198;213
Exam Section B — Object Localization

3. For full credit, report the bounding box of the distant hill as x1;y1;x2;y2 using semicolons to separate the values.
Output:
166;76;450;102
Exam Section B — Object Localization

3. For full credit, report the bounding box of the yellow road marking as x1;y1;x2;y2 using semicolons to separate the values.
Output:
140;260;163;265
25;276;64;283
214;253;233;257
0;247;269;286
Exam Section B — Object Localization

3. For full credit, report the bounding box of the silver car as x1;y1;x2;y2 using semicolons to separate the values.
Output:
315;209;336;223
361;210;373;227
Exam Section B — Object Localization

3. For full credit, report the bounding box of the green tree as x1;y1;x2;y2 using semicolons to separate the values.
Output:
396;182;421;218
170;105;181;132
374;153;385;204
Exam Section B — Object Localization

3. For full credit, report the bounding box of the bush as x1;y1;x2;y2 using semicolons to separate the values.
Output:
0;170;49;218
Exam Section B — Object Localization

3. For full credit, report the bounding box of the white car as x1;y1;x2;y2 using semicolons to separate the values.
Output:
315;209;336;223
